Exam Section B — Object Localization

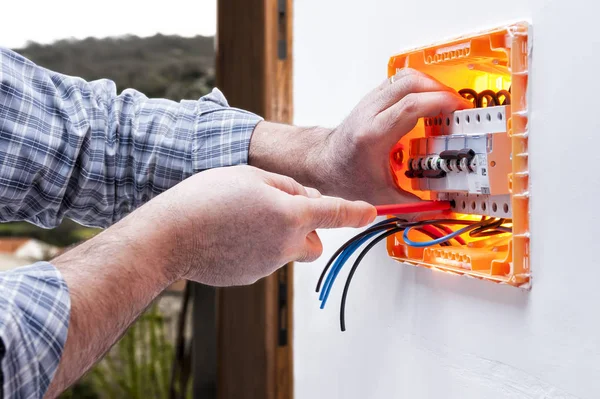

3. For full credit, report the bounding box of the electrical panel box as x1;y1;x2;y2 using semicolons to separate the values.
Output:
387;22;531;287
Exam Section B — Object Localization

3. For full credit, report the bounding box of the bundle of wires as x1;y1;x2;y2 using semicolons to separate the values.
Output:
315;216;512;331
458;88;511;108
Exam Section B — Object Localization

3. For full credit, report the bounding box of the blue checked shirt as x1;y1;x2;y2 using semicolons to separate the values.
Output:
0;47;262;398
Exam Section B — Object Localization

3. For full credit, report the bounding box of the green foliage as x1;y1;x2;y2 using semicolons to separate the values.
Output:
16;34;215;100
0;219;100;248
60;303;186;399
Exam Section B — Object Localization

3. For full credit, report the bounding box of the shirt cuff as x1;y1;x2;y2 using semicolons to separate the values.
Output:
189;88;263;171
0;262;70;398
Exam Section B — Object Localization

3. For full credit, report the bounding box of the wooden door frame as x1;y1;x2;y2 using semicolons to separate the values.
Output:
192;1;294;398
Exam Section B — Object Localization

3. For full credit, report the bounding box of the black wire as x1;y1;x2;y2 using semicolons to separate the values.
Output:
316;217;471;293
458;88;511;108
469;218;512;237
317;218;509;295
340;227;404;331
458;88;478;106
333;218;515;331
496;90;511;105
315;218;402;293
477;90;499;107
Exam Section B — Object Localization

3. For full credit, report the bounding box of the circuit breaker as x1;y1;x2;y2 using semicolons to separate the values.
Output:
387;22;531;287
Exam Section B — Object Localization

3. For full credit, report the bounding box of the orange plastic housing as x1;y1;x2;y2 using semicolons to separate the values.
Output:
386;22;530;288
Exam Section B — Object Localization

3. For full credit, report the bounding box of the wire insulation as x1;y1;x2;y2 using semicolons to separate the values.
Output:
340;227;403;331
316;216;514;331
375;201;451;216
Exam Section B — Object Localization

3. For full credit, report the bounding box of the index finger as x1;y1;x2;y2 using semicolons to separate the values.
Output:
376;91;473;145
377;69;455;111
303;196;376;230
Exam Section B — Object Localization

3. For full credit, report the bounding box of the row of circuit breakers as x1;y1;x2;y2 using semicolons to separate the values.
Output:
403;104;512;218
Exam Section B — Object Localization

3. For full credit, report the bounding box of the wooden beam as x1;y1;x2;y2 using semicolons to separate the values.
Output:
215;1;293;399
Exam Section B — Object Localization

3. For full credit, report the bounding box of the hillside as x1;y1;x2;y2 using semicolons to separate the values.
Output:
15;34;215;100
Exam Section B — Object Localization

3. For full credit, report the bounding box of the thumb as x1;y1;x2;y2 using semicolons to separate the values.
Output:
305;196;376;230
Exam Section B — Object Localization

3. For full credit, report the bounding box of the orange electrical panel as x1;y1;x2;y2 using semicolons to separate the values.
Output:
386;22;531;288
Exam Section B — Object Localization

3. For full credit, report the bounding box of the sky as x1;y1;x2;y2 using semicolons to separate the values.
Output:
2;0;216;49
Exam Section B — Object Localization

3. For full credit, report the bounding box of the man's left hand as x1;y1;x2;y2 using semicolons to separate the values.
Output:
249;68;472;205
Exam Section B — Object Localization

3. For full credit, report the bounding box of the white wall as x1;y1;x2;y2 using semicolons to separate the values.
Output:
294;1;600;398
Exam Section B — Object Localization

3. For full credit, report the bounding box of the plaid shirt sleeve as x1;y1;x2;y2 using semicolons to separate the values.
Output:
0;263;70;399
0;47;262;229
0;47;263;398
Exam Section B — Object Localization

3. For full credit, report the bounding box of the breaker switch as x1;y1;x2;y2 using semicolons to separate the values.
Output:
422;169;447;179
458;148;475;160
439;150;460;160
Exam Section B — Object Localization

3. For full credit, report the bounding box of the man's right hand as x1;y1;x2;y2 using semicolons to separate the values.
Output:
142;165;376;286
47;165;375;396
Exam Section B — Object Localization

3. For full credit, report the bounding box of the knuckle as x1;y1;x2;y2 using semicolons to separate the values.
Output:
307;187;322;198
298;245;322;263
392;72;425;94
321;199;344;228
396;74;420;91
399;93;419;114
392;68;418;82
335;201;348;224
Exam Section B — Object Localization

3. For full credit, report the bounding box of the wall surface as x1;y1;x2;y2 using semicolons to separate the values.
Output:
293;1;600;398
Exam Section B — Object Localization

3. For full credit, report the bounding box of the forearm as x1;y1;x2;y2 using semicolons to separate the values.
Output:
45;201;178;398
249;121;337;194
0;47;261;228
249;121;380;202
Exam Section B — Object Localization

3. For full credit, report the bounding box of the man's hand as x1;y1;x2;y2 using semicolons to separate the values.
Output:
46;165;375;396
152;165;376;286
249;68;472;204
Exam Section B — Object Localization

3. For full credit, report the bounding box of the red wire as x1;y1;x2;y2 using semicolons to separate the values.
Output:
433;223;467;245
375;201;452;216
419;225;446;240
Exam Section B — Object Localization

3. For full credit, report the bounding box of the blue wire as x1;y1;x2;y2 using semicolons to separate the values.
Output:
319;218;400;305
319;218;400;303
319;218;511;308
403;223;480;247
319;232;378;308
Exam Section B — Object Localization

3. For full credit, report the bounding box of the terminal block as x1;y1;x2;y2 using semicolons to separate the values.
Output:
387;22;531;288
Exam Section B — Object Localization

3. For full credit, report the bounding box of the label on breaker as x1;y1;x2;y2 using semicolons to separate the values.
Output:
467;154;491;194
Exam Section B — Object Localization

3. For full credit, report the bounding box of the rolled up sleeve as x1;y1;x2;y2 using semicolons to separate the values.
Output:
0;47;262;229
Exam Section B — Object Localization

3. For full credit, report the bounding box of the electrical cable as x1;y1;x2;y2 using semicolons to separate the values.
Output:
416;225;450;245
319;218;478;306
318;219;406;305
317;204;457;296
458;88;478;106
319;230;383;307
477;90;498;108
340;227;404;331
432;223;466;245
317;217;515;331
469;218;507;237
315;217;402;293
457;88;511;108
496;90;511;105
375;201;452;216
402;219;491;247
